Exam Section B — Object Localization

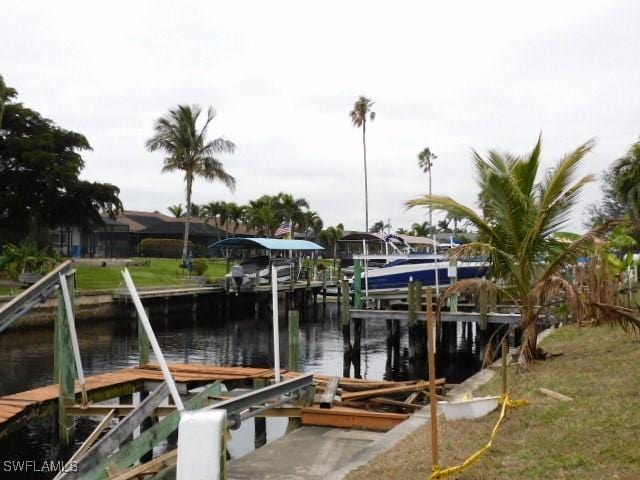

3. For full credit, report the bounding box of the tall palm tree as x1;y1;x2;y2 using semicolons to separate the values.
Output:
407;136;633;365
168;203;184;218
418;147;437;227
350;96;376;233
146;105;235;262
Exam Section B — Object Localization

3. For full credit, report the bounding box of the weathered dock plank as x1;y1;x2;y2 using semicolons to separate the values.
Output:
350;309;521;324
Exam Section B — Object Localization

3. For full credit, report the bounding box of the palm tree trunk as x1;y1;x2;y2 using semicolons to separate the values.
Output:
362;120;369;233
518;304;537;366
182;175;193;263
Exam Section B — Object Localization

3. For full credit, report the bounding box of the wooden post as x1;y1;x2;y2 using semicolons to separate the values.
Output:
288;310;300;371
253;379;267;449
341;280;351;353
502;336;508;397
353;259;362;309
408;280;416;327
56;275;76;448
426;286;439;469
341;280;350;327
479;288;488;331
322;269;327;305
139;307;150;366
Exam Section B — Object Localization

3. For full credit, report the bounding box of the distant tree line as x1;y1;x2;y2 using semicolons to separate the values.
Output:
167;192;324;239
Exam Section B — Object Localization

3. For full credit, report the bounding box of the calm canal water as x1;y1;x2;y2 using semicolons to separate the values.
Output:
0;296;488;479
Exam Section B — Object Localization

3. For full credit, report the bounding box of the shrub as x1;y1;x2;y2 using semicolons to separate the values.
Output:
139;239;191;258
193;258;208;276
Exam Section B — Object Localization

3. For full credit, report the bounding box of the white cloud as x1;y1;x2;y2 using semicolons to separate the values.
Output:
3;0;638;232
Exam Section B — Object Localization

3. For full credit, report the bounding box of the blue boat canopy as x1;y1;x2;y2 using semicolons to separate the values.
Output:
209;238;324;251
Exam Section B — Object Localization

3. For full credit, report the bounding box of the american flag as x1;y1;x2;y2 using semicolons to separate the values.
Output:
275;221;291;238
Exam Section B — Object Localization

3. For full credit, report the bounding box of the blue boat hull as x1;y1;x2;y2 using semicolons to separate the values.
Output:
363;264;488;291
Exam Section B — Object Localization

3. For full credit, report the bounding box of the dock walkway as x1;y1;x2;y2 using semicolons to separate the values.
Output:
228;426;384;480
0;364;276;436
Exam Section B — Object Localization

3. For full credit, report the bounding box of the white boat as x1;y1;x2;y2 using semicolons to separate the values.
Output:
209;237;324;291
339;233;488;293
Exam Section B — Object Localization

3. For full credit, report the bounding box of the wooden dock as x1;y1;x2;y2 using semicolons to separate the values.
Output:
0;364;437;439
112;286;222;301
0;363;277;436
350;308;521;324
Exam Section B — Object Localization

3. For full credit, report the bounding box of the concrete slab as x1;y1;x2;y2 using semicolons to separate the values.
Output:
227;426;384;480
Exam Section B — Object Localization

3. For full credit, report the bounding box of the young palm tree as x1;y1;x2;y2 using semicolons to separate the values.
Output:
146;105;235;262
418;147;437;227
407;136;634;366
350;96;376;233
168;203;184;218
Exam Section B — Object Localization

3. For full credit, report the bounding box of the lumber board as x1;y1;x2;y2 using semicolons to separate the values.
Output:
301;406;408;432
539;387;573;402
341;379;444;401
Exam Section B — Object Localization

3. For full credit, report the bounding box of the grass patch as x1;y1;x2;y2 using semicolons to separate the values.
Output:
75;258;228;291
0;285;20;296
346;324;640;479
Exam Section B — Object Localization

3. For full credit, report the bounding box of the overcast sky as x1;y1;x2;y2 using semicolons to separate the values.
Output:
3;0;639;232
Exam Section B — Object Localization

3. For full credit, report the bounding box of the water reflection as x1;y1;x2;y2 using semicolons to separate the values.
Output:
0;296;498;479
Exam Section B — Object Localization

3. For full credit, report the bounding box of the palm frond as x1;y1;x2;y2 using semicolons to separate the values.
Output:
406;195;497;242
540;219;624;283
587;302;640;337
531;275;584;324
436;278;516;314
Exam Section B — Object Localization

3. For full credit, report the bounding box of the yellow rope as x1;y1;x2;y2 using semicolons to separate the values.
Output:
429;395;529;480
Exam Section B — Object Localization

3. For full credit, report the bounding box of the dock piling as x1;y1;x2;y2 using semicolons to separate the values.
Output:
139;307;150;366
341;280;351;353
253;379;267;449
288;310;300;372
55;273;76;448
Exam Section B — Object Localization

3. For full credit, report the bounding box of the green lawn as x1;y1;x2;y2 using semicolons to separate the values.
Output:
75;258;228;291
0;285;20;296
347;324;640;479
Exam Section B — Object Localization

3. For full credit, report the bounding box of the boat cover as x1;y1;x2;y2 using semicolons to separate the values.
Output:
209;238;324;250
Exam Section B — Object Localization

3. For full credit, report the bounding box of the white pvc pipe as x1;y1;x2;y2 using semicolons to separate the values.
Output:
271;266;281;383
362;239;369;298
58;273;88;404
122;268;185;411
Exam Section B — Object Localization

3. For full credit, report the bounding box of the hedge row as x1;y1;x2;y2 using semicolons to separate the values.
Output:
139;238;208;258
